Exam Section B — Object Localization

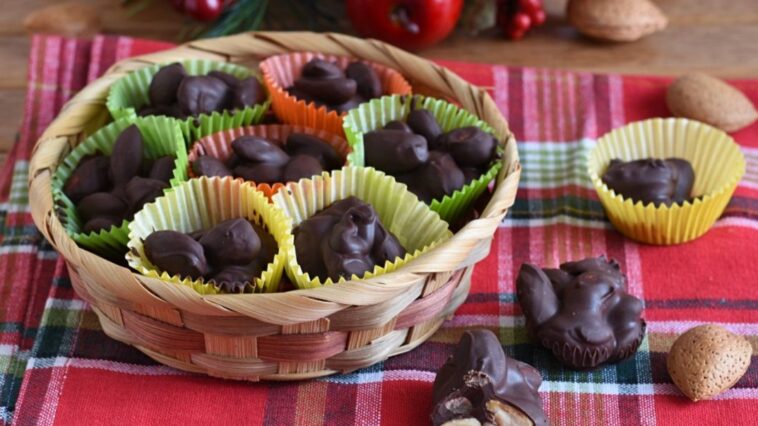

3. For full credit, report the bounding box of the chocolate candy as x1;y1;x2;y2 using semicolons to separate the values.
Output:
286;133;341;169
192;156;232;178
345;62;382;99
207;70;240;88
125;177;168;211
232;77;265;109
437;127;497;168
384;120;412;133
294;197;406;281
232;136;290;166
110;125;144;186
294;77;357;105
431;330;547;426
407;109;443;147
63;154;110;203
138;104;185;119
364;130;429;173
177;75;230;115
233;163;284;184
148;156;176;183
332;94;366;114
83;216;123;234
601;158;695;206
415;151;465;202
199;218;261;266
516;256;646;370
76;192;128;222
148;63;186;106
282;155;323;182
302;59;344;79
210;264;257;293
144;230;209;279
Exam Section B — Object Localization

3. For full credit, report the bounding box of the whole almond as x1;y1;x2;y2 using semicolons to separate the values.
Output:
667;324;752;401
24;2;102;38
667;73;758;132
567;0;668;42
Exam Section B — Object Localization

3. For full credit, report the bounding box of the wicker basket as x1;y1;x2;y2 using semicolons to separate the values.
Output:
28;31;521;381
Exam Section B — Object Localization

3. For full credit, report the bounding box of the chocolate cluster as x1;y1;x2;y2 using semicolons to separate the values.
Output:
63;125;175;233
138;63;265;118
601;158;695;206
144;218;277;293
192;132;341;184
516;256;646;370
365;109;497;203
293;197;406;281
432;330;548;426
286;59;382;113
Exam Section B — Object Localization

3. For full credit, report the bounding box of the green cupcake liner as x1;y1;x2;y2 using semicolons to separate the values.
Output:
126;177;292;294
106;59;271;143
51;116;189;260
271;166;453;289
343;95;505;223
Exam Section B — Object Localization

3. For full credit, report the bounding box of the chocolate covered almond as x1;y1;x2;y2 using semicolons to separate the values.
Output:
193;156;232;178
364;130;429;173
199;218;261;267
177;75;230;115
144;230;209;279
63;154;111;203
346;62;382;99
148;63;186;107
231;136;290;166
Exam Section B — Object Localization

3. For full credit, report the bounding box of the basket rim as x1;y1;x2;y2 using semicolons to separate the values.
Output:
28;31;521;312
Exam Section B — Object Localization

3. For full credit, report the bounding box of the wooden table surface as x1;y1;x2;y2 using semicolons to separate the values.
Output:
2;0;758;163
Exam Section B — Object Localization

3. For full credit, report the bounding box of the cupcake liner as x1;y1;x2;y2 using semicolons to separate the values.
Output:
342;95;505;223
271;166;453;289
588;118;746;245
259;52;412;135
188;124;353;198
126;177;292;294
106;59;271;143
51;116;188;259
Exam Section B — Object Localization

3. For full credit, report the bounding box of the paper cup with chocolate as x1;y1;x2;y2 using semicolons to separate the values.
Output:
126;177;292;294
51;116;188;260
588;118;745;245
188;124;352;198
271;166;452;289
259;52;412;135
342;94;504;223
106;60;270;142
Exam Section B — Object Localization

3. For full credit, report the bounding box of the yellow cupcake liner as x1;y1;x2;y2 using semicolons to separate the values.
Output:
271;166;453;289
126;177;293;294
588;118;745;245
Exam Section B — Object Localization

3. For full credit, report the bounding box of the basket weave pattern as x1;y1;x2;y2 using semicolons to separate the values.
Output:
28;32;521;381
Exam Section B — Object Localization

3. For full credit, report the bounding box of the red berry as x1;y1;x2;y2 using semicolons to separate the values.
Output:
532;10;546;26
519;0;542;15
512;12;532;31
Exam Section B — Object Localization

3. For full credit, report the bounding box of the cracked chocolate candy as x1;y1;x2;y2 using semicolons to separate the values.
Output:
148;63;186;106
364;129;429;173
285;133;341;170
601;158;695;206
431;329;548;426
144;230;209;279
345;61;382;99
63;154;111;203
177;75;230;115
437;126;497;168
199;218;261;267
192;156;232;178
516;256;646;369
231;136;289;166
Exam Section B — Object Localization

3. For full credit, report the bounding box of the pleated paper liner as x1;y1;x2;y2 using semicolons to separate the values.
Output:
106;59;271;142
51;116;188;260
187;124;353;198
588;118;745;245
342;94;504;223
126;177;292;294
259;52;412;135
271;166;453;289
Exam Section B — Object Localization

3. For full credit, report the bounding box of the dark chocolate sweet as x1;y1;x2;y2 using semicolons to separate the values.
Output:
177;75;230;116
63;154;111;203
431;330;548;426
438;127;497;168
148;156;176;183
516;256;646;370
231;77;265;109
364;130;429;173
293;197;406;281
125;177;169;211
193;133;342;184
383;120;412;133
144;220;277;292
149;63;186;106
76;192;128;223
601;158;695;206
83;216;123;234
110;125;144;186
287;58;384;113
407;109;442;147
397;151;465;203
144;230;209;279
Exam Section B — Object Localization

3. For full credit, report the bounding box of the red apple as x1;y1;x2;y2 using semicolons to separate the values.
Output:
346;0;464;51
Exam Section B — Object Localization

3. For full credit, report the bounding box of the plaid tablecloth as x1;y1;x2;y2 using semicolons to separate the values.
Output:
1;35;756;426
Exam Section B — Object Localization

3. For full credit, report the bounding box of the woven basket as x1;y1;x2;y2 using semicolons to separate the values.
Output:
28;31;521;381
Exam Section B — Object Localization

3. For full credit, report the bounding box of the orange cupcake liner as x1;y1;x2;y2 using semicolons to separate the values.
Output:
188;124;352;198
259;52;412;135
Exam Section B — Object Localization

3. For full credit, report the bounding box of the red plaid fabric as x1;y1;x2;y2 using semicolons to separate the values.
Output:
1;35;756;426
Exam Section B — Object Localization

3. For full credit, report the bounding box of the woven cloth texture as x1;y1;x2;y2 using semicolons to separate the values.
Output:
1;35;757;426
